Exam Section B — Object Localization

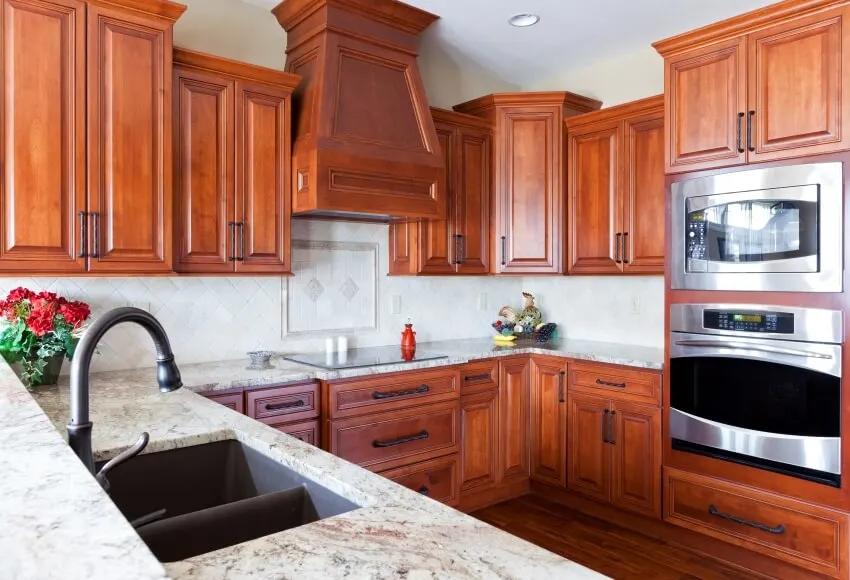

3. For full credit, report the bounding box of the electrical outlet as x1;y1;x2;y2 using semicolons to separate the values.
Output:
390;295;402;315
477;293;487;311
631;296;641;316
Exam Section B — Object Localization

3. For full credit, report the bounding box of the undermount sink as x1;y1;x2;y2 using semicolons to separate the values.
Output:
97;439;359;562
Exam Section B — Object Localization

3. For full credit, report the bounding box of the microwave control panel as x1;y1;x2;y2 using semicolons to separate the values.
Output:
686;213;707;260
703;310;794;334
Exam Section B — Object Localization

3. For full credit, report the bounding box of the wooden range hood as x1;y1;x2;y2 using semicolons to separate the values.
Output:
273;0;445;221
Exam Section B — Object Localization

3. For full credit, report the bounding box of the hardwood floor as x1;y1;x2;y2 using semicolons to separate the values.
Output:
472;494;767;580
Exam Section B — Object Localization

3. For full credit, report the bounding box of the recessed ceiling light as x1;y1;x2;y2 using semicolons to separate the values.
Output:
508;13;540;27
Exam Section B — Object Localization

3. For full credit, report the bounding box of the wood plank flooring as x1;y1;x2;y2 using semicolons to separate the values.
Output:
472;495;767;580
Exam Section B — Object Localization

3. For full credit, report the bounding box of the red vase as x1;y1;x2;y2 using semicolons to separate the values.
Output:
401;322;416;349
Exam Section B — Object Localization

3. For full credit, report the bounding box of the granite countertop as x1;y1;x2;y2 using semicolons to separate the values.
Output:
0;337;661;579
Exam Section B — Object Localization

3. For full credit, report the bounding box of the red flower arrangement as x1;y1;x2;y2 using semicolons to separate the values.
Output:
0;288;91;388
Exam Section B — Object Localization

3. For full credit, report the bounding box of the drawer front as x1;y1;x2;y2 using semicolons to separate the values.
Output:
569;362;661;404
275;419;320;447
246;382;319;424
381;454;459;505
665;468;848;577
460;360;498;395
328;368;459;419
202;391;245;414
329;401;459;472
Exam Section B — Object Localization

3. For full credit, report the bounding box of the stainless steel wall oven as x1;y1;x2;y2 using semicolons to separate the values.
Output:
669;304;842;487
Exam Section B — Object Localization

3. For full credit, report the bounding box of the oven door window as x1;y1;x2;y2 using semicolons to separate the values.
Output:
670;356;839;438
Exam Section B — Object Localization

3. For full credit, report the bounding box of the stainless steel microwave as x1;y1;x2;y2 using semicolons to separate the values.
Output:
671;162;844;292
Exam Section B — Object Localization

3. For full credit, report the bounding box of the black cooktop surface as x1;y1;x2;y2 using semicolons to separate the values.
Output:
284;346;448;371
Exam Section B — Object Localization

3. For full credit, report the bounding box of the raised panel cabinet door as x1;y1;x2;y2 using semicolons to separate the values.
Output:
623;111;665;274
234;81;291;273
666;36;747;173
455;126;490;275
1;0;85;273
747;6;850;162
567;122;622;275
610;401;661;519
87;4;172;272
388;220;417;275
173;66;234;273
496;108;562;274
498;357;530;483
459;390;499;492
417;122;455;274
529;358;567;486
567;392;610;504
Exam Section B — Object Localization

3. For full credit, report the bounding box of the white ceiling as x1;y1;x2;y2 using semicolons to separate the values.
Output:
245;0;777;86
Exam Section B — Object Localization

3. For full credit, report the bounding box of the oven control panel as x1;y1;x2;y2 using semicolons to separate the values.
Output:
703;309;794;334
686;213;707;261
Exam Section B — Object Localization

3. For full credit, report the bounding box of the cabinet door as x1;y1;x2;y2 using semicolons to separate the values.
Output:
666;37;747;172
459;390;499;492
173;66;234;273
496;108;562;274
567;122;622;275
623;111;665;274
417;122;455;274
234;81;291;273
455;126;490;275
530;358;567;486
87;4;172;272
498;357;530;483
610;401;661;518
567;392;610;504
388;220;417;275
747;6;850;162
1;0;85;273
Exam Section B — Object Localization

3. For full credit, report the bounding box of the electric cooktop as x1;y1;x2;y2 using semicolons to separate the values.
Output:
284;345;448;371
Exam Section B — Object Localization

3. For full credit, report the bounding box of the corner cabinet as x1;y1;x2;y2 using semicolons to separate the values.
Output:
0;0;185;274
566;95;665;275
655;2;850;173
173;49;299;274
454;92;601;275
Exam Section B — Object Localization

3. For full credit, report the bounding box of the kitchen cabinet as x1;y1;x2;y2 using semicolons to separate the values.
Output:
567;392;610;503
389;108;491;275
530;357;567;486
654;2;850;173
459;389;499;492
173;49;299;274
454;92;601;274
498;357;530;482
566;95;664;275
0;0;184;274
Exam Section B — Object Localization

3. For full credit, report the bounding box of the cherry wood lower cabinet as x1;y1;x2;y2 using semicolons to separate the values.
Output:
202;390;244;414
529;357;567;486
459;389;499;493
381;454;460;506
498;357;531;483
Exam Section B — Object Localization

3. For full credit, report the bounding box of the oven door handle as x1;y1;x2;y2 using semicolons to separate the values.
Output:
673;340;833;360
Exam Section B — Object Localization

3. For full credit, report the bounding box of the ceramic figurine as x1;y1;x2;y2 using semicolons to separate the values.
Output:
517;292;542;329
498;306;517;323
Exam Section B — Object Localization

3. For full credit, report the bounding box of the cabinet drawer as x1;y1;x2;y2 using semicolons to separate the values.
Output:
381;454;459;506
246;382;319;424
460;360;498;395
327;368;459;419
328;401;459;472
665;468;848;578
202;391;245;414
569;362;661;404
275;419;320;447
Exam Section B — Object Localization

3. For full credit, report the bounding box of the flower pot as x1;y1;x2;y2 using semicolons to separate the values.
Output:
11;353;65;388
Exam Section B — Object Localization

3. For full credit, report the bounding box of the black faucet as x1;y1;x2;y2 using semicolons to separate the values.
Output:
67;307;182;476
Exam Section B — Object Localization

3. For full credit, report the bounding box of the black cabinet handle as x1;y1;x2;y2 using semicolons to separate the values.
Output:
614;233;622;263
90;212;100;258
372;384;429;399
708;504;785;535
747;111;755;152
228;222;237;261
418;485;430;496
452;234;461;265
736;112;745;153
236;222;245;261
459;234;465;264
602;409;610;443
596;378;626;389
464;374;491;382
500;236;507;266
622;233;629;264
373;429;429;448
77;211;87;258
558;371;565;403
265;399;305;411
608;410;616;445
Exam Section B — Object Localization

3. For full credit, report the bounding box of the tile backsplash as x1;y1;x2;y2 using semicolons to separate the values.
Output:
0;220;664;374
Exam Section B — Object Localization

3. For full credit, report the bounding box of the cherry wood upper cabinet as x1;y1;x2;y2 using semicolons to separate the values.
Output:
415;122;455;275
172;49;299;275
498;357;531;483
0;0;86;273
654;1;850;173
529;357;567;486
454;92;601;275
567;96;665;276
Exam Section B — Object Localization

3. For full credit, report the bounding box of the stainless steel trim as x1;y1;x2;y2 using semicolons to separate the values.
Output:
670;408;841;475
686;185;817;212
671;162;843;292
687;255;818;274
669;303;843;344
672;340;832;360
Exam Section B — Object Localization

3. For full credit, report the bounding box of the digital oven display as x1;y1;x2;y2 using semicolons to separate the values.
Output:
703;310;794;334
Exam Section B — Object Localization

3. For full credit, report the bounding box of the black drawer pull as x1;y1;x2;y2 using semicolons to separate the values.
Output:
736;112;745;153
708;504;785;535
596;378;626;389
265;399;305;411
78;211;87;258
602;409;610;443
463;373;491;382
373;429;429;448
228;222;237;261
372;384;429;399
608;410;616;445
418;485;430;496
